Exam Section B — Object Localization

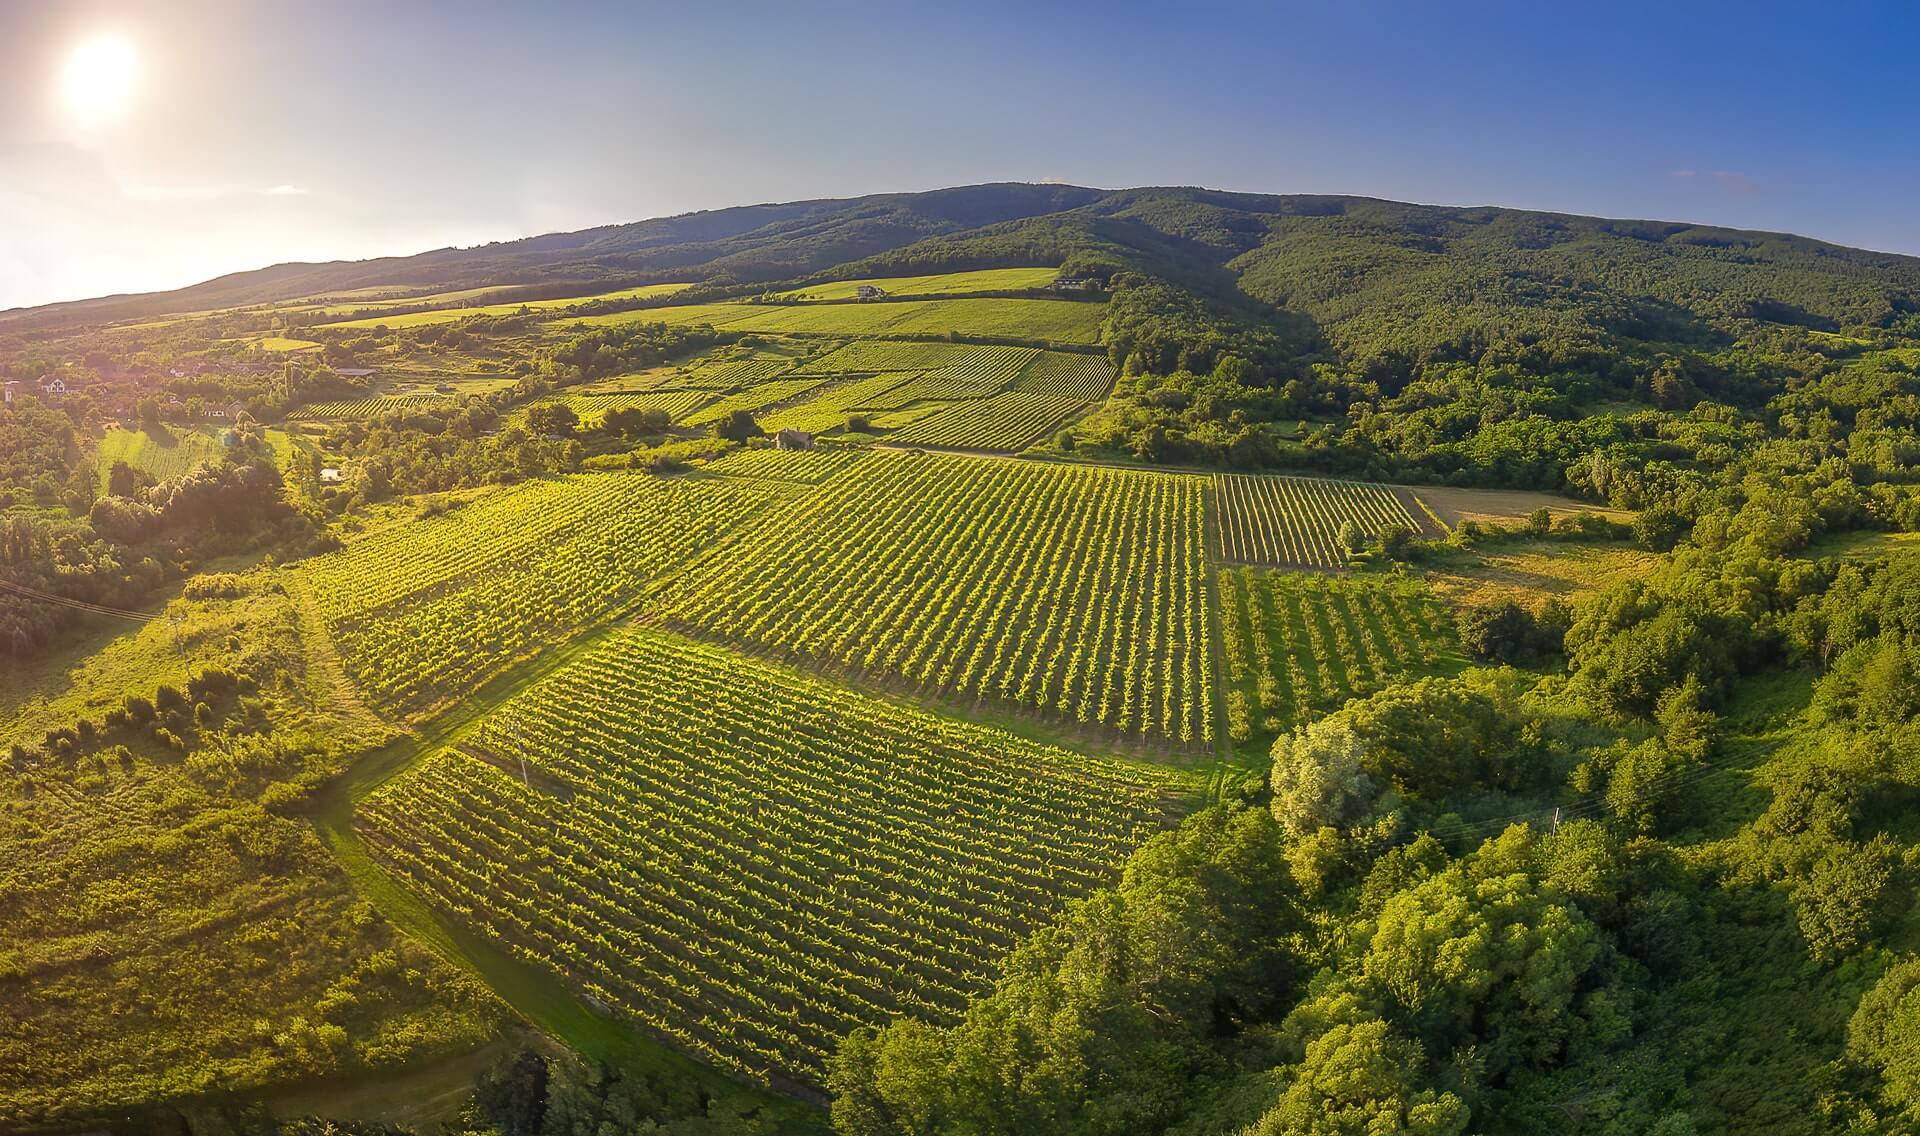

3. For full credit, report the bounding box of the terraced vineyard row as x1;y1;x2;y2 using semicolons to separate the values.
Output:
799;340;983;374
756;374;910;433
1215;473;1423;567
702;447;863;484
671;354;801;389
558;388;714;422
300;472;782;715
1218;568;1459;743
889;392;1086;452
680;379;828;427
665;450;1215;745
288;394;454;420
355;627;1181;1090
1012;351;1116;402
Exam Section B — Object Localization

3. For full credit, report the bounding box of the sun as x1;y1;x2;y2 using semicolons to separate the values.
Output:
61;35;141;126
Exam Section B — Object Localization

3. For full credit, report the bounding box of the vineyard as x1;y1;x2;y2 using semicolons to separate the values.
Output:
1214;473;1426;567
755;374;911;433
573;297;1108;344
702;447;863;484
554;388;714;424
887;391;1087;451
298;472;782;715
288;394;455;421
680;379;829;427
323;281;690;329
1217;568;1460;743
799;339;984;374
1012;351;1116;402
354;627;1183;1090
769;267;1061;301
671;351;807;389
664;450;1215;746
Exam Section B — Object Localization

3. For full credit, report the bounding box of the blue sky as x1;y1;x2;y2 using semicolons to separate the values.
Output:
3;0;1917;309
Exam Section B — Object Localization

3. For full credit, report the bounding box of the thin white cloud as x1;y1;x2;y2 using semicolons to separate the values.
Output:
263;183;307;196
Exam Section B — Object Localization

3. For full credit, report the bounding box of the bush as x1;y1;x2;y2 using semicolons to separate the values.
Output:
711;409;763;443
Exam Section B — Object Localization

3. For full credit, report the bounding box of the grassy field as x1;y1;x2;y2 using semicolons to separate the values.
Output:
1424;540;1662;607
565;297;1108;343
322;282;692;329
355;626;1187;1091
254;335;323;352
93;426;228;490
1413;484;1631;529
0;570;499;1129
769;267;1061;301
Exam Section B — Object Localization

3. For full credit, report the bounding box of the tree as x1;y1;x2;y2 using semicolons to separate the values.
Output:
712;409;763;442
601;406;669;437
527;403;579;437
474;1048;550;1136
1270;717;1375;837
1361;828;1603;1077
106;460;142;498
1336;519;1366;555
1526;506;1553;537
1248;1007;1467;1136
1457;599;1537;663
1848;957;1920;1115
1632;505;1688;552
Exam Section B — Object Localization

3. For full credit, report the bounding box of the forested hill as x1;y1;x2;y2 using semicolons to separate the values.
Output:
10;184;1920;368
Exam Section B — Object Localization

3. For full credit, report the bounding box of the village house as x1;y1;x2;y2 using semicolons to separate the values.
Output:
853;284;886;301
1049;275;1104;293
39;376;68;397
318;467;345;484
773;428;815;451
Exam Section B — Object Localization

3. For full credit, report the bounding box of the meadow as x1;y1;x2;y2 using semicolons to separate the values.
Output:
356;626;1184;1091
92;426;229;489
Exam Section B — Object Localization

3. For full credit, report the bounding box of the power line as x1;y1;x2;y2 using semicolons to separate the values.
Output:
0;577;157;622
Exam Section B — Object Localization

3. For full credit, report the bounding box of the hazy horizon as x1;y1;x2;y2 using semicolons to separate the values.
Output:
6;0;1920;311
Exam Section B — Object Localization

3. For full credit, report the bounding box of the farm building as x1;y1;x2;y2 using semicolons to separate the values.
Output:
319;467;345;483
774;428;815;451
853;285;886;301
1049;275;1103;293
40;376;68;396
333;367;378;379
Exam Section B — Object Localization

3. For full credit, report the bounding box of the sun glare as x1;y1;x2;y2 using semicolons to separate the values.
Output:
60;35;141;126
